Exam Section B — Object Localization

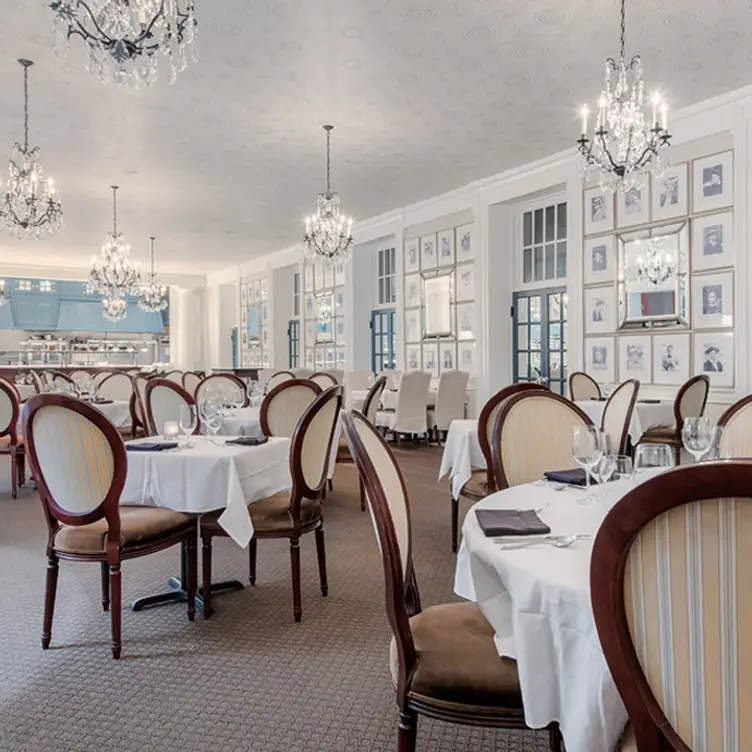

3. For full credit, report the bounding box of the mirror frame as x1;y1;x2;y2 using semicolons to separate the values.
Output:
247;303;262;347
617;221;690;329
421;268;455;338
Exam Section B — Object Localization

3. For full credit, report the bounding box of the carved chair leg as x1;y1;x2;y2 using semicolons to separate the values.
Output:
109;563;122;660
451;496;459;553
248;537;257;585
315;526;328;596
10;455;17;499
548;725;562;752
290;537;302;623
185;535;197;622
327;478;333;492
202;535;213;619
100;561;110;611
16;451;25;487
42;555;59;650
396;711;418;752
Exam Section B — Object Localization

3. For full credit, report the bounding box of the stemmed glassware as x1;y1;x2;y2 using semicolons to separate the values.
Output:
682;417;714;463
634;444;676;475
179;404;198;449
572;425;604;503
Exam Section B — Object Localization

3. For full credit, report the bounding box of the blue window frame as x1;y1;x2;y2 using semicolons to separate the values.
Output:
288;319;300;368
371;308;396;373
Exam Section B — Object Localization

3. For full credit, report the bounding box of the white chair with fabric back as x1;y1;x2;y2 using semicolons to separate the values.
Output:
600;379;640;455
267;370;295;391
491;390;593;490
310;372;338;390
29;370;44;394
97;372;135;403
164;370;183;385
195;373;248;407
0;378;24;497
568;371;601;402
377;371;432;443
93;370;112;386
380;369;402;391
717;395;752;457
69;370;91;384
144;378;199;437
291;368;313;379
324;369;344;385
182;371;201;397
428;370;469;442
344;370;373;392
259;379;322;438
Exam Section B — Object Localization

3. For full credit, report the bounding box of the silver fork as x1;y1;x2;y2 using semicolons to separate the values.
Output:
494;534;591;550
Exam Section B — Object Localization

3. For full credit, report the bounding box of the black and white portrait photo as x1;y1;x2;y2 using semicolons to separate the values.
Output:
585;287;614;334
592;346;607;371
624;187;642;214
404;239;419;273
702;285;723;316
693;152;733;213
625;345;644;372
703;225;723;256
661;344;679;372
441;236;452;257
407;347;420;371
591;195;606;222
660;175;679;208
592;244;607;272
693;212;733;271
584;188;614;234
442;344;455;370
703;344;723;373
702;165;723;198
592;297;606;322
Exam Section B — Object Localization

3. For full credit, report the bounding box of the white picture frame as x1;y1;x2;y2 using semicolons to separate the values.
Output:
692;271;734;330
458;341;475;376
314;262;324;290
585;336;615;383
305;320;315;344
335;287;345;314
335;261;346;286
304;293;316;320
404;274;421;309
260;278;268;300
336;346;347;369
404;238;420;274
261;301;268;324
693;151;734;213
323;264;335;289
456;264;475;302
437;229;455;267
261;326;269;347
652;333;690;386
304;264;314;291
619;335;651;382
440;340;457;372
420;234;437;271
583;235;616;286
305;347;314;368
692;212;734;271
584;188;614;235
455;302;475;341
405;309;421;344
241;284;248;305
652;163;688;221
584;285;616;335
456;224;474;261
422;342;439;378
405;345;421;372
617;184;650;228
335;317;347;342
694;331;734;388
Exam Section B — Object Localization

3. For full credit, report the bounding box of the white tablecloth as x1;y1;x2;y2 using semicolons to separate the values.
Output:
17;384;36;401
454;481;633;752
95;399;132;429
348;388;438;413
438;419;483;499
219;406;262;437
121;437;292;548
575;399;674;443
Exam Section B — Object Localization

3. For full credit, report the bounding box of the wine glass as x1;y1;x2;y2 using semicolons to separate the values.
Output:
230;384;245;414
206;411;224;444
634;444;676;476
199;394;218;435
572;425;603;500
682;417;714;463
179;404;198;448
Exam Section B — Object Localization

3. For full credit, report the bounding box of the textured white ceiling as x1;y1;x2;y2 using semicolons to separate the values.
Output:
0;0;749;274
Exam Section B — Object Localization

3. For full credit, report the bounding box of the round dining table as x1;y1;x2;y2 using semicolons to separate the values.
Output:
575;398;675;444
454;477;641;751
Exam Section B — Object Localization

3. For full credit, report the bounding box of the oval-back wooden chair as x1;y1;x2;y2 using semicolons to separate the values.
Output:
182;371;202;397
568;371;601;402
195;373;248;407
310;371;338;390
267;370;296;391
0;378;24;498
259;379;322;438
144;378;200;437
600;379;640;455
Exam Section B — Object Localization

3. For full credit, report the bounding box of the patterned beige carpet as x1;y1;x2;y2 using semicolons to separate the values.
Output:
0;447;552;752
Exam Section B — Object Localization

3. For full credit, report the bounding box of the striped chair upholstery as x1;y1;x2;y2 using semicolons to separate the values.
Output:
29;370;44;393
299;388;341;490
492;391;592;490
260;380;321;438
267;371;295;390
569;371;600;402
0;378;23;498
164;370;184;385
718;396;752;457
592;462;752;751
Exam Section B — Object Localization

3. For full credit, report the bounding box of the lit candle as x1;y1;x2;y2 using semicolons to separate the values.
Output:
581;105;588;137
661;103;668;131
163;420;179;440
652;93;660;128
598;96;607;129
347;217;353;234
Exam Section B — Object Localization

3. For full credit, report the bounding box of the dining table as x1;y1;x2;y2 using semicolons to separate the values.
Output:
575;398;675;444
438;419;484;499
454;476;647;751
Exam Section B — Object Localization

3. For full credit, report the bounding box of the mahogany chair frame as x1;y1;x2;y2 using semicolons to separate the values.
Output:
310;371;338;388
164;369;184;383
259;378;322;437
29;370;44;394
195;372;249;406
450;382;547;553
591;461;752;751
0;379;25;498
568;371;601;402
200;386;343;621
341;410;562;752
144;378;201;437
47;370;76;389
22;394;198;659
181;371;203;396
600;378;640;456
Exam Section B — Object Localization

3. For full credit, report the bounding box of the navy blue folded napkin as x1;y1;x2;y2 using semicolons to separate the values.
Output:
225;436;269;447
475;509;551;537
92;398;114;404
638;399;661;404
127;442;178;452
543;468;592;486
590;397;607;401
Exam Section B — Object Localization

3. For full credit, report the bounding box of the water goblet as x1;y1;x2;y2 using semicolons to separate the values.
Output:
682;417;714;463
179;404;198;448
572;425;603;502
634;444;675;476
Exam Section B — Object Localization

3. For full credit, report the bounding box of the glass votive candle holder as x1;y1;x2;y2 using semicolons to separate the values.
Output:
163;421;180;441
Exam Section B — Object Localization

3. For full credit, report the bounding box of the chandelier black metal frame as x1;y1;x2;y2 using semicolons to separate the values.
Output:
138;236;169;313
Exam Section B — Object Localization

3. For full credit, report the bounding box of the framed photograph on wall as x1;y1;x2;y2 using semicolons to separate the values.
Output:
305;347;314;369
335;317;346;342
420;234;437;271
692;271;734;329
261;301;268;324
652;163;688;221
584;187;614;235
305;320;315;344
405;309;421;343
335;261;346;286
404;274;421;308
693;151;733;213
304;264;314;291
437;229;455;267
692;212;733;271
456;224;474;261
406;345;421;372
335;287;345;314
585;336;615;383
440;340;456;371
652;333;690;386
619;335;652;382
583;235;615;286
456;264;475;302
455;302;475;340
694;331;734;388
314;262;324;290
336;346;347;369
584;285;616;335
617;184;650;228
241;284;248;305
323;264;335;289
458;341;475;376
404;238;419;274
422;341;439;378
260;278;268;300
304;293;316;320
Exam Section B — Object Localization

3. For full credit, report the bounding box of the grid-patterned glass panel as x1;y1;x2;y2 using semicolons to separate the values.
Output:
377;248;396;305
288;320;300;368
372;308;396;372
293;273;300;317
521;202;567;284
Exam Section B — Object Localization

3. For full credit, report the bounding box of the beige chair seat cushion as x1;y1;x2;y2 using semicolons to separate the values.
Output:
0;435;23;451
460;469;488;500
53;506;194;555
249;492;322;533
389;602;523;709
336;436;352;462
641;426;677;441
618;723;636;751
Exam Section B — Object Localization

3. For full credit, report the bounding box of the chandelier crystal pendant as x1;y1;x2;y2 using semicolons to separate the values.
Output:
1;59;63;239
102;295;128;322
138;236;169;312
49;0;198;88
576;0;671;192
637;245;675;287
303;125;354;265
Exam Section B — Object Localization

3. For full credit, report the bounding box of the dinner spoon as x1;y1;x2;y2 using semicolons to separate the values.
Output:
494;534;590;550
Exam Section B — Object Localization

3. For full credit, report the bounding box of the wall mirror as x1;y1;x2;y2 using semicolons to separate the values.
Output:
617;221;689;329
422;268;454;337
315;292;334;343
248;304;261;346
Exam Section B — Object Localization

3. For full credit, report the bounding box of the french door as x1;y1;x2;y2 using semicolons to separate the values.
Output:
288;320;300;368
371;308;396;373
513;287;568;395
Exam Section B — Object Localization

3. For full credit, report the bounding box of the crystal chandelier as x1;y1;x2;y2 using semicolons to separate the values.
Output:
303;125;354;265
138;236;169;312
102;295;128;322
49;0;198;88
637;245;675;286
576;0;671;191
1;60;63;239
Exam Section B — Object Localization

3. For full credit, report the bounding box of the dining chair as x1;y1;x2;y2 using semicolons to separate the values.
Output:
427;370;469;443
380;369;402;390
0;376;22;402
450;382;548;553
195;373;248;407
341;410;563;752
260;378;321;438
344;370;373;392
324;369;344;385
130;375;149;438
93;370;113;386
69;369;91;384
291;368;313;379
600;379;640;455
267;370;295;390
634;375;710;465
48;370;77;391
29;370;44;394
568;371;601;402
144;378;199;437
182;371;202;397
717;394;752;456
200;386;343;621
591;461;752;751
0;378;25;498
23;394;198;659
310;371;338;389
491;390;593;490
164;369;184;385
98;372;135;402
376;371;432;443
